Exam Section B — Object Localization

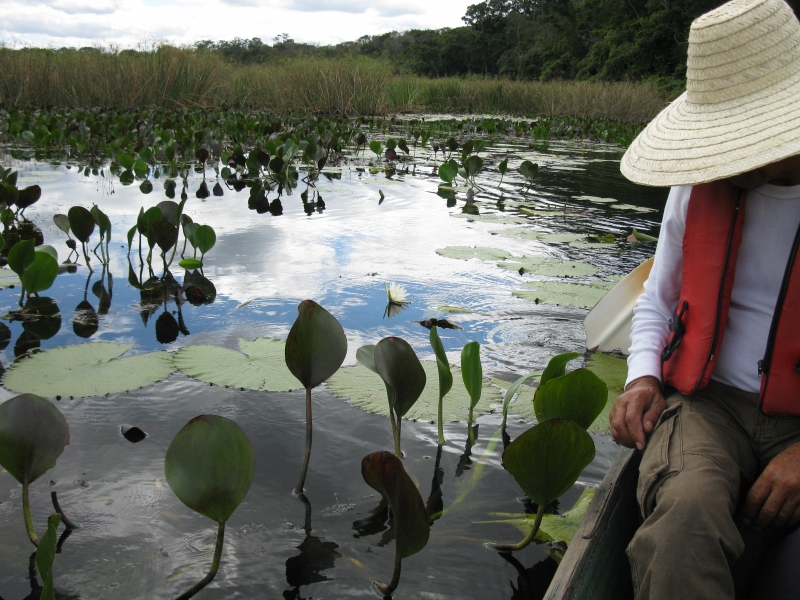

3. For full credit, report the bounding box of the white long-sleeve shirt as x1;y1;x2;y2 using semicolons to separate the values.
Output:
627;182;800;393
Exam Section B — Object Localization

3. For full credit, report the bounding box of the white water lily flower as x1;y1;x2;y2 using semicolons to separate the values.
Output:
385;282;410;305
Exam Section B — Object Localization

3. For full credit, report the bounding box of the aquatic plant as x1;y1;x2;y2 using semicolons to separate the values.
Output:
7;239;59;305
385;282;409;306
0;394;70;546
429;326;453;445
461;341;483;441
361;451;430;596
36;513;62;600
165;415;254;599
284;300;347;493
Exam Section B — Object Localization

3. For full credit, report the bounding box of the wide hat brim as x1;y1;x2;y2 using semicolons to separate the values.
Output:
621;0;800;187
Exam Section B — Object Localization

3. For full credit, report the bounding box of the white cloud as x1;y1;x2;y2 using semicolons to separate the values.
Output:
0;0;474;48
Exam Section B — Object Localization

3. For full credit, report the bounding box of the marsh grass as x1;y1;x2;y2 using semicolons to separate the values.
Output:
0;46;669;121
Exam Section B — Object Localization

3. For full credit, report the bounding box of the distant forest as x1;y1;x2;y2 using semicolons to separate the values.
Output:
194;0;800;92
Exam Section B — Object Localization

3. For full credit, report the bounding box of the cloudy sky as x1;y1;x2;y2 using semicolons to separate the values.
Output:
0;0;476;49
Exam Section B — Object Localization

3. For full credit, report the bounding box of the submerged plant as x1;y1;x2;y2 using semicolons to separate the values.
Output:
285;300;347;494
0;394;70;546
165;415;254;600
361;451;430;596
429;326;453;445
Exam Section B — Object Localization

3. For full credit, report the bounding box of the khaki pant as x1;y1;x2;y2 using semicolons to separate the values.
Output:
627;380;800;600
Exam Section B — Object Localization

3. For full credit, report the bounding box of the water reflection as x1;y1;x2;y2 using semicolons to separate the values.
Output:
425;445;444;524
8;296;62;357
283;494;341;599
456;424;479;478
502;553;559;600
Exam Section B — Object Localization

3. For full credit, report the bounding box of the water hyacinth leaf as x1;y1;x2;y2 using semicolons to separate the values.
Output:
329;361;501;422
501;372;540;429
369;140;382;157
497;257;598;278
584;352;627;435
165;415;254;523
174;338;300;392
194;225;216;256
534;368;608;429
435;246;511;261
374;337;426;418
503;419;595;506
0;394;69;488
118;153;135;170
461;342;482;410
17;185;41;209
157;200;179;226
513;280;611;309
438;160;458;184
2;343;176;398
520;161;539;181
152;221;178;253
498;157;509;175
126;224;137;250
361;451;430;558
465;155;483;176
430;326;453;444
356;344;378;373
35;244;58;262
21;251;58;295
285;300;347;389
67;206;95;243
179;258;203;270
540;352;581;385
8;239;36;276
36;512;61;600
89;205;110;237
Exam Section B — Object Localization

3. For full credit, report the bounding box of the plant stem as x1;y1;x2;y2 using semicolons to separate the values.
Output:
51;491;79;530
485;503;545;553
175;520;225;600
393;415;402;458
375;553;402;596
294;387;313;494
468;407;475;444
438;397;445;445
22;482;39;547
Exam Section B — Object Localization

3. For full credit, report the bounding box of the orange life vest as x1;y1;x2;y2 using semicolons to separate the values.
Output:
661;180;800;416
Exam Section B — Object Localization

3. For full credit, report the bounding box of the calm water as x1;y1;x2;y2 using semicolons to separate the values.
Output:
0;132;666;600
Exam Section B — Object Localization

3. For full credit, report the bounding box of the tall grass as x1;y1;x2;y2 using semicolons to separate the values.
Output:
0;46;669;122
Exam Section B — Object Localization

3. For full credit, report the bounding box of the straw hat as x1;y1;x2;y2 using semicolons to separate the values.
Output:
621;0;800;187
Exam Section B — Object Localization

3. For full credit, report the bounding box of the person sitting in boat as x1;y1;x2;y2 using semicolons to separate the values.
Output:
609;0;800;598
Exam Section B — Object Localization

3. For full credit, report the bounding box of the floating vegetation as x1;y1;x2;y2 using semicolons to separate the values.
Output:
573;195;617;203
174;338;300;392
451;213;530;225
435;305;488;315
513;280;614;308
497;257;598;277
491;229;585;244
3;342;175;398
435;246;512;261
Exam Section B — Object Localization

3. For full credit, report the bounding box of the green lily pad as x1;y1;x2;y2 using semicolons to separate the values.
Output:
498;257;598;277
613;204;656;213
329;361;502;422
0;268;20;288
362;451;429;559
435;246;511;261
491;228;584;244
573;195;617;203
165;415;254;523
513;281;612;308
3;343;176;398
436;305;488;315
451;213;530;225
584;353;628;435
0;394;70;484
568;238;616;249
174;338;301;392
503;419;595;506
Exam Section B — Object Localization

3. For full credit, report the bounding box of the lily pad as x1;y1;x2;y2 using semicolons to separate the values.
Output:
513;281;612;308
0;268;20;289
435;246;511;261
498;257;598;277
165;415;254;523
436;305;488;315
3;343;176;398
174;338;301;392
491;228;584;244
328;361;502;422
451;213;530;225
573;195;617;203
568;238;616;249
613;204;656;213
584;353;627;435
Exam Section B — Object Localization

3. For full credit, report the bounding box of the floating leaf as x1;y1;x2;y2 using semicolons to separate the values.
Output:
513;280;611;308
0;394;70;485
503;419;594;506
3;343;176;398
174;338;300;391
435;246;511;261
630;228;658;243
328;361;502;422
436;305;487;315
165;415;254;523
374;337;427;418
451;213;530;225
36;513;61;600
285;300;347;389
498;257;598;277
491;228;584;244
361;451;429;559
534;368;607;429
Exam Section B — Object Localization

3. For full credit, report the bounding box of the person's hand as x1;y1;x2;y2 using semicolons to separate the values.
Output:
744;441;800;531
609;376;665;450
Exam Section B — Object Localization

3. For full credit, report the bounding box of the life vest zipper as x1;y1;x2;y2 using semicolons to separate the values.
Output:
758;216;800;378
694;193;742;392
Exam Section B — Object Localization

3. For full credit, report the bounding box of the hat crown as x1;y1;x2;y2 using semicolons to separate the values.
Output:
685;0;800;105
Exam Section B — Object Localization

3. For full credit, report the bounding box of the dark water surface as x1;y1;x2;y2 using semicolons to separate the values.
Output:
0;135;666;599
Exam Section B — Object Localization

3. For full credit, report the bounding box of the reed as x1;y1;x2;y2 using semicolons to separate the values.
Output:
0;45;669;122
